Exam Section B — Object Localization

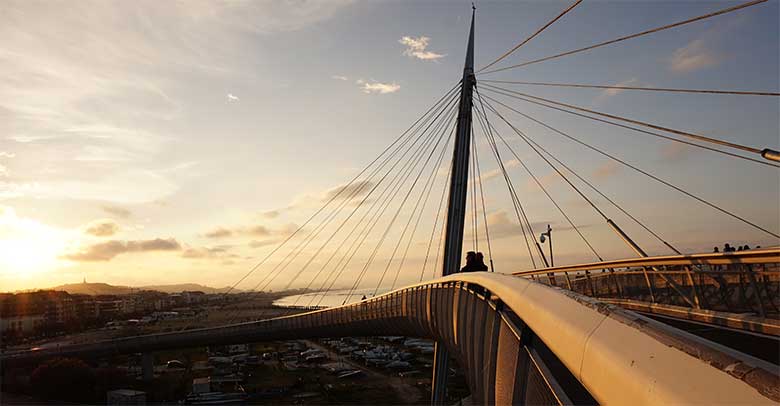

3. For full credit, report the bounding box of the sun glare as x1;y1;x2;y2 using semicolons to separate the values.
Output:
0;207;66;279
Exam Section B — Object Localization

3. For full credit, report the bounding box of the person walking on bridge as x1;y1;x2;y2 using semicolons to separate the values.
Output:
475;252;489;272
460;251;489;273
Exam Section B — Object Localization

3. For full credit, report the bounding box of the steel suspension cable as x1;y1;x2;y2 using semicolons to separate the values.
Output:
368;110;458;296
477;96;550;268
482;93;780;239
223;97;460;322
473;95;541;268
310;106;460;306
479;0;768;75
479;79;780;97
478;93;604;260
192;84;459;327
387;128;456;292
219;83;457;299
352;110;457;301
239;90;460;298
420;161;453;281
471;129;479;252
479;85;780;168
471;127;495;271
301;120;450;306
480;84;778;162
477;0;583;73
480;94;683;254
280;101;460;303
390;132;455;290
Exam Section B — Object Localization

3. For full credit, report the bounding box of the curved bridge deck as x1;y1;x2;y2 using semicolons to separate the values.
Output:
3;273;778;405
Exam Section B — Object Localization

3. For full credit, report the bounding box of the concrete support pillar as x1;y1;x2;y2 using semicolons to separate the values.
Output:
142;352;154;381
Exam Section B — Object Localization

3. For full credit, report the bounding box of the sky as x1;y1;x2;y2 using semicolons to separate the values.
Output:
1;0;778;293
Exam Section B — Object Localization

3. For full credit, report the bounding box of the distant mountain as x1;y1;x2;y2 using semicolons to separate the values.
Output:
139;283;239;294
45;282;238;296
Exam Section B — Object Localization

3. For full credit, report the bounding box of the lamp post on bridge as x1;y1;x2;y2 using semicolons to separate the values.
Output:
431;5;475;405
540;224;553;267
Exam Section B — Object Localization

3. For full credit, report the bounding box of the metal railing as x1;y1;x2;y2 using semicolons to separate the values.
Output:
513;248;780;320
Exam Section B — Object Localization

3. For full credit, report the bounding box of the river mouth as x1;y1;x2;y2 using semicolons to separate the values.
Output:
273;288;385;308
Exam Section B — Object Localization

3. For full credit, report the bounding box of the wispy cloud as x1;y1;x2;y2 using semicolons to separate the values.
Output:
204;227;233;239
63;238;181;261
476;160;520;182
592;161;620;180
659;142;693;163
0;152;15;158
261;210;280;219
331;75;348;81
83;219;120;237
603;78;638;97
181;246;237;260
399;36;445;61
227;93;239;101
203;223;295;240
479;211;586;241
356;79;400;94
669;39;721;73
102;205;132;219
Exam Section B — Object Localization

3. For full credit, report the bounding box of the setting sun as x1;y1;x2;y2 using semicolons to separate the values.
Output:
0;207;67;279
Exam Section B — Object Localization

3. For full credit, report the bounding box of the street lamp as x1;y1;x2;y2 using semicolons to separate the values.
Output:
539;224;553;267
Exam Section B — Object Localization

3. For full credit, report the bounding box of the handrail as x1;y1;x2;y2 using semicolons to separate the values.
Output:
512;248;780;276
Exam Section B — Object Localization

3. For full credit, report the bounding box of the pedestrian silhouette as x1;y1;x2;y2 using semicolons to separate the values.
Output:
713;247;719;253
723;243;733;253
737;246;743;252
743;245;750;250
475;252;489;272
460;251;479;272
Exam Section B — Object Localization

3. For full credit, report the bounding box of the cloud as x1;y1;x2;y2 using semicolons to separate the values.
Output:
669;39;721;73
249;239;280;248
0;152;15;158
356;79;400;94
227;93;239;101
591;161;620;180
102;205;132;219
63;238;181;261
245;225;270;236
477;160;520;182
203;223;295;241
0;1;353;206
602;78;638;97
0;165;7;177
261;210;280;219
83;219;120;237
181;246;233;259
659;142;692;163
399;36;446;61
204;227;233;239
323;180;374;201
481;210;588;241
331;75;348;81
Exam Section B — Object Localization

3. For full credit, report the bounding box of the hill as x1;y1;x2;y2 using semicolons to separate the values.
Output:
45;282;238;295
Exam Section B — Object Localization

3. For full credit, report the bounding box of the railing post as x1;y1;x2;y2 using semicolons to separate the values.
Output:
682;265;702;308
744;264;767;317
639;267;656;303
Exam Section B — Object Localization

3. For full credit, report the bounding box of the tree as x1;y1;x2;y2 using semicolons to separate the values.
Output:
30;357;96;403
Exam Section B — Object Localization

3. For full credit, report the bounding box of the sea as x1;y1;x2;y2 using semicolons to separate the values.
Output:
273;287;390;308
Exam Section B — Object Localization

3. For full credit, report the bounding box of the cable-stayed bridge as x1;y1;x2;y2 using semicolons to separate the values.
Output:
3;2;780;404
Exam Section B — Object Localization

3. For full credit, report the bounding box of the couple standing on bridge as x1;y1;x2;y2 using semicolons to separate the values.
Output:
460;251;489;273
